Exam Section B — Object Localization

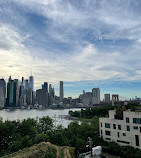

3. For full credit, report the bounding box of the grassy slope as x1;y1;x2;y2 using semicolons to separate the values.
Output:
2;142;75;158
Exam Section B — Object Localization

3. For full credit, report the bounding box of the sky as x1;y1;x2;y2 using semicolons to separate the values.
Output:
0;0;141;99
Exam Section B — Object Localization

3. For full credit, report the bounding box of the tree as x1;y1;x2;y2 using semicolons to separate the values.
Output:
39;116;53;133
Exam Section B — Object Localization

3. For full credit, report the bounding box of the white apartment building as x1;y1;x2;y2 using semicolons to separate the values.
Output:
99;110;141;150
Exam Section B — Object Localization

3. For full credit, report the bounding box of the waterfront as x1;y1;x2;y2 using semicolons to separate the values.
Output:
0;108;82;128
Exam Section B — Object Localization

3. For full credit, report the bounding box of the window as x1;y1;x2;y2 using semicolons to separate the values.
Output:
123;133;126;136
106;138;111;140
127;126;130;131
101;130;103;134
117;140;129;144
126;117;129;123
117;132;120;138
140;127;141;133
105;130;111;136
105;123;110;128
133;126;138;130
135;135;139;146
118;125;121;130
113;124;116;129
133;118;141;124
101;123;102;127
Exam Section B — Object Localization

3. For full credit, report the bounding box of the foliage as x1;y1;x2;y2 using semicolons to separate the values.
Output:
69;106;112;119
39;116;53;133
0;107;141;158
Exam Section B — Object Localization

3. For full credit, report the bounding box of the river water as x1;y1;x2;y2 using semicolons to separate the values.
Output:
0;108;81;128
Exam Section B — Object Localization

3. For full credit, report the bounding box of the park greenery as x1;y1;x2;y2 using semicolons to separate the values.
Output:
0;104;141;158
69;105;112;119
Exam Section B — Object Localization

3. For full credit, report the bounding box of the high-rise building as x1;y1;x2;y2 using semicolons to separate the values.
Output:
36;82;49;107
49;84;52;96
92;88;100;105
44;82;48;92
29;76;34;91
0;87;5;108
59;81;64;102
79;91;92;105
36;89;43;105
25;79;29;90
7;76;15;106
14;79;19;106
26;89;32;105
104;94;110;103
43;82;48;107
0;79;6;98
0;79;6;108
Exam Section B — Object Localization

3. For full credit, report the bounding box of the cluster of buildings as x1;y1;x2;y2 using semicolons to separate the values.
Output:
0;76;34;108
0;75;127;108
73;89;119;107
0;75;65;109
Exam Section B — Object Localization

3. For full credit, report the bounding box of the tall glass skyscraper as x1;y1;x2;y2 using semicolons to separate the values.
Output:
29;76;34;91
25;79;29;90
0;79;6;98
7;76;18;107
59;81;64;102
0;79;6;108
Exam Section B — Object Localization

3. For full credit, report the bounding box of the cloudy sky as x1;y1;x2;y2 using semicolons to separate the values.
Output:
0;0;141;99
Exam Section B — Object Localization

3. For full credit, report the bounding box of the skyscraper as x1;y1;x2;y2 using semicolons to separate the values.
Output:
25;79;29;90
104;94;110;103
0;79;6;108
59;81;64;102
49;84;52;97
14;79;19;106
92;88;100;105
0;79;6;98
29;76;34;91
7;76;15;106
0;88;5;108
43;82;48;107
44;82;48;92
36;82;48;107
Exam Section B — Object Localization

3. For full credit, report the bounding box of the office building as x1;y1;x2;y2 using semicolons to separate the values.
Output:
92;88;100;105
26;89;32;105
0;79;6;98
29;76;34;91
79;91;92;105
59;81;64;102
36;82;48;107
0;79;6;107
104;94;110;103
99;110;141;150
49;84;52;96
0;87;5;108
13;79;19;106
36;89;43;105
7;76;15;106
44;82;48;92
43;82;48;107
25;79;29;90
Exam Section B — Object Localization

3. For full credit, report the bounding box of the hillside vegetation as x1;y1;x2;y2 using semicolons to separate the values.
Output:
2;142;75;158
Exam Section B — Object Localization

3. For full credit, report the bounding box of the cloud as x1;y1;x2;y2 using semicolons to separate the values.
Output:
0;0;141;98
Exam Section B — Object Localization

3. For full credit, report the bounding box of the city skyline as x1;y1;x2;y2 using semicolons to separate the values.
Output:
0;0;141;98
1;75;141;100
